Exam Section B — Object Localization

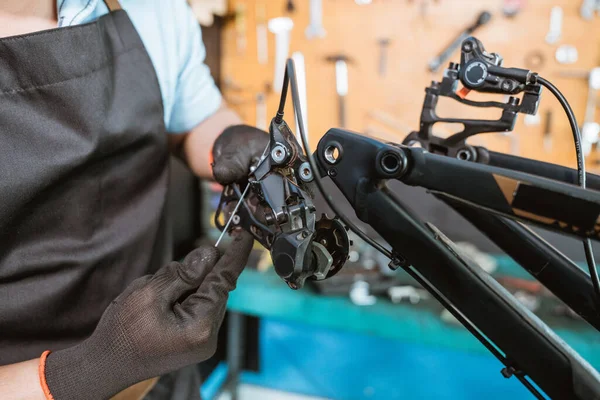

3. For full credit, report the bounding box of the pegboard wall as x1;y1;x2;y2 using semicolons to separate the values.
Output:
220;0;600;169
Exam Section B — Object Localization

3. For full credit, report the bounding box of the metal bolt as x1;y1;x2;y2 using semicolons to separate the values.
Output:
462;41;473;52
456;148;472;161
232;215;241;225
328;168;338;177
298;161;314;182
271;144;288;164
501;80;515;92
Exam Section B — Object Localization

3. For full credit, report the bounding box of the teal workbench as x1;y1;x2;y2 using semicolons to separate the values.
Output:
228;267;600;364
215;261;600;399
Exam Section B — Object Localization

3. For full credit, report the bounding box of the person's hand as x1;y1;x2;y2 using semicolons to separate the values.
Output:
42;232;254;400
212;124;269;185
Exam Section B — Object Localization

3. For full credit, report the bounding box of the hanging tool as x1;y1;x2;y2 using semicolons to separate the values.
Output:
545;6;563;44
256;3;268;65
378;38;391;77
305;0;326;39
292;52;309;144
326;55;351;128
235;3;247;55
581;0;600;20
428;11;491;72
557;67;600;155
555;45;578;64
543;110;553;152
583;68;600;155
268;17;294;92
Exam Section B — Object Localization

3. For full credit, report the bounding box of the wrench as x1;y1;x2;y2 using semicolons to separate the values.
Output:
305;0;326;39
428;11;491;72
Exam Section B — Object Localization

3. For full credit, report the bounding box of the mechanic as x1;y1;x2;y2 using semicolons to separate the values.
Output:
0;0;269;399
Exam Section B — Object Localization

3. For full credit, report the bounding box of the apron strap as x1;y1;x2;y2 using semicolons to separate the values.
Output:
103;0;122;12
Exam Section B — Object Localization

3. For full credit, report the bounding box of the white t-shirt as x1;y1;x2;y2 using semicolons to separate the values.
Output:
57;0;223;133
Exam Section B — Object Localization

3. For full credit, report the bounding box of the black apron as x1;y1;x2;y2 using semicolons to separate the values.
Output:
0;0;171;365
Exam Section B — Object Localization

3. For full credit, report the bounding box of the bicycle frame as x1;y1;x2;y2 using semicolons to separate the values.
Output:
314;128;600;399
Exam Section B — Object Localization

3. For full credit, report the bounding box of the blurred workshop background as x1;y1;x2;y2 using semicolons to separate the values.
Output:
173;1;600;399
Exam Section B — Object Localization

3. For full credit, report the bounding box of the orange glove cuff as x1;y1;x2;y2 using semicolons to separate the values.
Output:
39;350;54;400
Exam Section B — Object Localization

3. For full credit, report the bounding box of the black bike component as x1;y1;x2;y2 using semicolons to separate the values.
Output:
315;128;600;399
403;37;541;158
409;33;600;360
322;128;600;242
458;37;536;93
470;148;600;328
442;196;600;331
313;215;350;279
215;183;273;249
283;58;397;261
401;146;600;241
478;149;600;189
413;34;600;317
534;76;600;310
215;91;350;290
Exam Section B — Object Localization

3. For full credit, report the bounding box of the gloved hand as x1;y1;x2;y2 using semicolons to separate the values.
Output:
42;232;254;400
212;124;269;185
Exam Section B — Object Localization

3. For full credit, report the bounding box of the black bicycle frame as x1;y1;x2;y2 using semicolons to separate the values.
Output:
315;128;600;399
443;148;600;331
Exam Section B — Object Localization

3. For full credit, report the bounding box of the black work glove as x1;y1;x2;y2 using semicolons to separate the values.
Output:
44;232;254;400
212;124;269;185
